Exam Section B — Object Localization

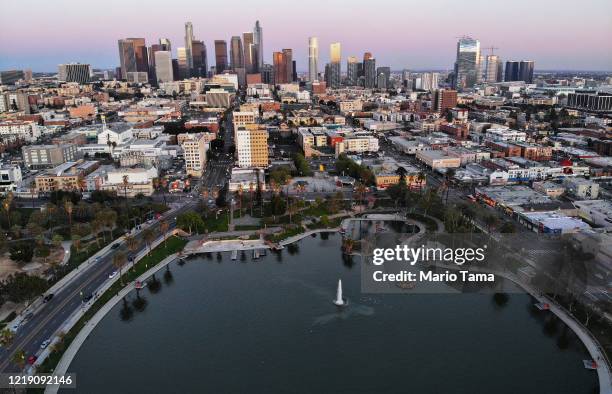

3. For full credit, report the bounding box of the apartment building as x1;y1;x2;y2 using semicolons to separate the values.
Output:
22;144;78;169
235;126;269;168
181;133;208;177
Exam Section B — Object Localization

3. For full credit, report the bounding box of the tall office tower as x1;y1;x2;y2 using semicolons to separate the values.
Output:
148;44;164;81
254;20;263;69
243;32;257;73
159;38;171;52
282;49;293;82
192;40;207;77
260;64;274;84
177;47;189;80
453;36;480;90
230;36;244;70
58;63;91;84
433;89;458;113
328;42;341;87
519;60;534;83
347;56;359;86
273;52;287;84
485;55;502;82
214;40;228;73
185;22;194;75
308;37;319;82
376;67;390;89
292;60;297;82
504;61;520;82
154;51;173;83
363;54;376;88
118;38;148;80
172;59;180;80
401;69;411;88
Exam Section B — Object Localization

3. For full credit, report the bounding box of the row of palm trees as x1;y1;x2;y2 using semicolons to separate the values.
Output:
111;219;169;285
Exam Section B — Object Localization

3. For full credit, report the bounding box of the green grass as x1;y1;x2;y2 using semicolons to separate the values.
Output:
202;212;229;232
234;225;262;231
36;236;187;374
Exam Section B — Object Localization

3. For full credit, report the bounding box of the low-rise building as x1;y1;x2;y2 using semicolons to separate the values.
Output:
22;143;78;169
573;200;612;228
180;133;208;177
563;178;600;199
0;165;22;193
34;161;99;193
416;150;461;169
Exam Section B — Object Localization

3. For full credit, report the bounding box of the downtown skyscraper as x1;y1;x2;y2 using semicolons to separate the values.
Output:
453;36;481;90
363;52;376;89
215;40;228;73
327;42;341;88
117;38;148;80
243;32;257;74
230;36;244;70
485;54;503;83
347;56;359;86
185;22;194;74
254;20;263;69
308;37;319;82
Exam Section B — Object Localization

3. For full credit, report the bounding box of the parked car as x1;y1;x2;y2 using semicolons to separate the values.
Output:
40;339;51;349
43;294;54;303
108;271;118;279
110;243;120;250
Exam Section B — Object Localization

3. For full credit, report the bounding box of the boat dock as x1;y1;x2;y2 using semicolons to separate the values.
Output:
231;250;238;260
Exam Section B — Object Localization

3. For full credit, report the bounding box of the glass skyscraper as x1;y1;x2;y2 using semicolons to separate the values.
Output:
453;36;480;90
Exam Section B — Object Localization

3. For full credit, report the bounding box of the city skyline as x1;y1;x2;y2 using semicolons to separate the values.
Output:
1;0;611;72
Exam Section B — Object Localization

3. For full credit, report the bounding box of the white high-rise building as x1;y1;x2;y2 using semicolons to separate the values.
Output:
154;51;173;83
308;37;319;82
485;55;502;83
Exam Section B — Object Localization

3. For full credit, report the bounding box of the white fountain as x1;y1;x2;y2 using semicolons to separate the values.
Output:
333;279;348;306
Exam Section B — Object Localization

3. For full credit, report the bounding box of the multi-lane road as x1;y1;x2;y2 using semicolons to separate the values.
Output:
0;200;195;373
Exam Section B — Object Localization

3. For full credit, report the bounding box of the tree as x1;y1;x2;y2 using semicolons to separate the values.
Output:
142;228;155;255
10;241;34;263
176;212;204;234
2;191;14;229
112;251;127;285
12;349;26;370
483;214;499;233
499;221;516;233
72;234;81;253
159;219;169;248
0;327;14;346
125;235;139;261
64;200;74;232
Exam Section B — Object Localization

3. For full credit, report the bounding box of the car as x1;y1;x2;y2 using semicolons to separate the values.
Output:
108;271;118;279
40;339;51;349
110;243;120;249
27;355;37;365
82;294;93;303
94;256;102;262
43;293;54;303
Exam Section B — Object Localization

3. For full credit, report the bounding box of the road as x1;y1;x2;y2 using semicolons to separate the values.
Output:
0;200;196;373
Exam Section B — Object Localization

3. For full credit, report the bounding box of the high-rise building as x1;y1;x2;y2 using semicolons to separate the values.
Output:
433;89;458;113
413;72;438;91
118;38;148;80
453;36;480;90
185;22;194;75
376;67;390;89
519;60;534;84
347;56;359;86
273;51;288;84
328;43;341;88
236;126;269;168
504;61;520;82
363;54;376;88
155;51;173;83
192;40;207;77
243;32;257;73
215;40;228;73
254;20;263;69
230;36;244;70
485;55;502;83
308;37;319;82
283;49;293;82
177;47;189;79
58;63;91;84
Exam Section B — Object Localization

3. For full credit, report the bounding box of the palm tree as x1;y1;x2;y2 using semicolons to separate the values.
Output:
483;214;498;233
125;235;139;266
3;191;14;229
444;168;456;204
159;219;169;248
72;234;81;253
417;172;426;194
112;251;127;285
91;219;103;246
142;228;155;256
122;175;131;226
64;200;74;233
